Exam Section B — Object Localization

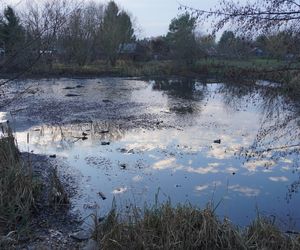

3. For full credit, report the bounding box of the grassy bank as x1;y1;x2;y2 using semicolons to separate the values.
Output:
94;201;300;250
0;128;39;247
21;58;300;94
0;125;69;248
26;58;300;78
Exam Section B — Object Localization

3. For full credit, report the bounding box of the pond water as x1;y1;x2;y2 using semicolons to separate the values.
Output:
2;77;300;230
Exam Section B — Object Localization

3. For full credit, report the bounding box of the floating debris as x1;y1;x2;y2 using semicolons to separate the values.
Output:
213;139;221;144
97;191;107;200
65;94;80;97
100;130;109;134
120;163;127;169
102;99;112;103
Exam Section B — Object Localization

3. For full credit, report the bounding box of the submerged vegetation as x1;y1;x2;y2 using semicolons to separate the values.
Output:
94;201;300;250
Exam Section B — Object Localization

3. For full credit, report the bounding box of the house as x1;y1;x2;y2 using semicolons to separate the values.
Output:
250;47;265;57
118;42;149;61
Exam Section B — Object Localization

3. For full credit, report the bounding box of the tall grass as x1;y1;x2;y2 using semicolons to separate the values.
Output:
94;201;300;250
0;126;40;247
0;129;37;232
0;124;69;247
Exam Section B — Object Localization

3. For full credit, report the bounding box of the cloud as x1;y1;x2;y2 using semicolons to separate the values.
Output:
269;176;288;182
244;160;275;172
195;185;209;192
228;184;260;197
153;158;177;170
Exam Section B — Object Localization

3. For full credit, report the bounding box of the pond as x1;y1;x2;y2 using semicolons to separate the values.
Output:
2;77;300;231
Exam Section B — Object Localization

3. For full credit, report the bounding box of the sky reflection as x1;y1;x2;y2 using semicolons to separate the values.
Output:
8;77;300;230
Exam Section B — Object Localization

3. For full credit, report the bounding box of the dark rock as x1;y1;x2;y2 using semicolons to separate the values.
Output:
82;136;88;141
82;132;88;136
120;163;127;169
49;154;56;158
101;142;110;145
213;139;221;144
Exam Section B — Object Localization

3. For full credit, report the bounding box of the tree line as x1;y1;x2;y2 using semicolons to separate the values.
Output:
1;0;300;74
0;0;135;72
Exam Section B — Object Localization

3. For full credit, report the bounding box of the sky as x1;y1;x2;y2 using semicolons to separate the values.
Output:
4;0;223;38
114;0;221;38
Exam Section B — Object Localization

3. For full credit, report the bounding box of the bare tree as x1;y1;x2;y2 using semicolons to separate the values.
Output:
181;0;300;35
60;1;104;65
0;0;79;107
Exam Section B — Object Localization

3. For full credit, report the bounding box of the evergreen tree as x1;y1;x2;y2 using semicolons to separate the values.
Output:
100;1;135;65
0;6;25;55
166;13;198;65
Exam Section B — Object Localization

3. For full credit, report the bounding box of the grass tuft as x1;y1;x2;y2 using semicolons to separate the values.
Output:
48;167;69;210
94;201;300;250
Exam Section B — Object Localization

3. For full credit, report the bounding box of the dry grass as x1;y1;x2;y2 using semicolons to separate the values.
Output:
94;201;300;250
0;127;41;248
48;167;69;210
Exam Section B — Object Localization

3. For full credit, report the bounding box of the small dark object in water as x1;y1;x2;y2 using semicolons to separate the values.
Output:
100;130;109;134
286;230;300;235
76;85;84;88
101;142;110;145
49;154;56;158
97;191;106;200
232;172;236;175
65;93;80;97
175;184;181;188
102;99;112;103
98;217;105;222
64;86;75;90
120;164;127;169
82;132;88;136
82;136;88;141
213;139;221;144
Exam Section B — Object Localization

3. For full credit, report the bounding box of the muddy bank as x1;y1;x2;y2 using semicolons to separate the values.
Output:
14;153;87;249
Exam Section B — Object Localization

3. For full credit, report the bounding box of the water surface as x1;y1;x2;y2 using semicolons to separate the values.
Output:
4;77;299;230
